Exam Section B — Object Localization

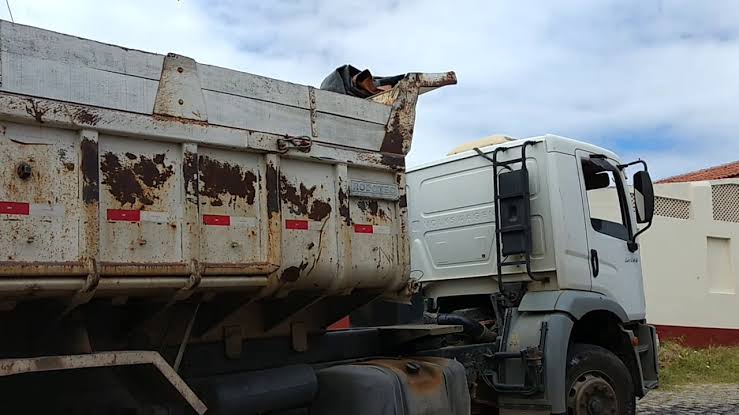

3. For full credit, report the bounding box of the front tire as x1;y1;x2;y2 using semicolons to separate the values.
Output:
566;343;635;415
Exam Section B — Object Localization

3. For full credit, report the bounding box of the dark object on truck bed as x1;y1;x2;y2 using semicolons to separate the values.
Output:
320;64;405;98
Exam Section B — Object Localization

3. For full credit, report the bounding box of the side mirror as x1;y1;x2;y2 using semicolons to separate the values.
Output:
633;170;654;224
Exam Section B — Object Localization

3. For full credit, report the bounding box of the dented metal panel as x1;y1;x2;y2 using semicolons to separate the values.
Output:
0;20;456;318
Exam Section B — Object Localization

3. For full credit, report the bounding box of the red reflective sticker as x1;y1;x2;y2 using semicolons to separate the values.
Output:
285;219;309;230
0;202;30;215
353;224;374;234
327;316;351;331
203;215;231;226
107;209;141;222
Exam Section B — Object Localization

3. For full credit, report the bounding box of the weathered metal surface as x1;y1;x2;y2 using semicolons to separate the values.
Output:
0;123;81;267
371;72;457;155
0;20;455;334
198;149;260;267
354;356;470;414
0;351;207;415
98;136;183;265
350;179;400;201
313;87;391;125
1;50;160;114
154;53;208;122
0;20;163;80
0;94;404;172
275;159;337;292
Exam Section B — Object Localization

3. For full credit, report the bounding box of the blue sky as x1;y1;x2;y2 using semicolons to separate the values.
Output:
6;0;739;179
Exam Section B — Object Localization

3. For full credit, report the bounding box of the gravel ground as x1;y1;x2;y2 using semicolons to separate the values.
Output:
638;384;739;414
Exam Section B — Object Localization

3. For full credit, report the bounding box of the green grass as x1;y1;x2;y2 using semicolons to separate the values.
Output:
659;341;739;388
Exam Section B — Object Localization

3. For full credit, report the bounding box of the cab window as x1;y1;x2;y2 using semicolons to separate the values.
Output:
581;158;629;240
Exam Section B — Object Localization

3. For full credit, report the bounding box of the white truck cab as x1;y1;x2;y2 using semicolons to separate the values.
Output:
408;134;659;414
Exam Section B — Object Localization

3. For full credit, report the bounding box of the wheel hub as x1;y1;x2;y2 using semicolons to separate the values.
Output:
568;373;618;415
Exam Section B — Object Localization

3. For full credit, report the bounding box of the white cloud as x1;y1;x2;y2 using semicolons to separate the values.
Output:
7;0;739;179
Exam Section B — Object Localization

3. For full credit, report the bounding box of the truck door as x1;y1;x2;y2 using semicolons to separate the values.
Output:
576;150;646;321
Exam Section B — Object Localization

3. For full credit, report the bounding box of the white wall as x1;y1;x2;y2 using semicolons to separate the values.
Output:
593;179;739;329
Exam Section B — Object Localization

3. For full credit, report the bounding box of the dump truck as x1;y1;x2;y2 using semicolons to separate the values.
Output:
0;20;658;414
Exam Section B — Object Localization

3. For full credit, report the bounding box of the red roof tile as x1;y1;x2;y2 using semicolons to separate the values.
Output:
658;160;739;183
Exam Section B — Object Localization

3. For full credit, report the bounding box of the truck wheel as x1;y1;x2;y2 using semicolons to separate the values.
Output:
566;343;635;415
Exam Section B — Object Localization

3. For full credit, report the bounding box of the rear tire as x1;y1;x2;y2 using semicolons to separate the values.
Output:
566;343;635;415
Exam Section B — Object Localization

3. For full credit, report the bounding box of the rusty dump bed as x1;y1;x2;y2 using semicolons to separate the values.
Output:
0;20;455;308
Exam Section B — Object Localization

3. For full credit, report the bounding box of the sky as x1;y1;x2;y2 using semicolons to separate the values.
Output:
4;0;739;180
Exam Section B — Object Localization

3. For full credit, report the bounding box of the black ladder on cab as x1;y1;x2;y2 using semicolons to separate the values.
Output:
475;140;539;290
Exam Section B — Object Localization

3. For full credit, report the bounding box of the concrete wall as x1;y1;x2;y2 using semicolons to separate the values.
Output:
592;179;739;345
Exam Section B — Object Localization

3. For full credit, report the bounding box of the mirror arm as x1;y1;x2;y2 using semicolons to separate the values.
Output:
617;159;648;172
632;220;653;243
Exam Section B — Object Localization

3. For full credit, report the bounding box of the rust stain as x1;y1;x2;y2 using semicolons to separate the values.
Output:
280;175;314;216
0;261;88;277
280;175;332;221
338;188;351;226
364;359;444;394
71;108;101;126
80;138;99;203
398;194;407;209
152;114;209;126
380;153;406;170
100;152;174;207
183;151;199;205
134;153;174;188
379;112;406;154
308;199;331;221
24;99;48;124
32;356;65;371
357;199;387;220
265;161;280;217
280;261;308;283
305;218;329;276
198;156;257;207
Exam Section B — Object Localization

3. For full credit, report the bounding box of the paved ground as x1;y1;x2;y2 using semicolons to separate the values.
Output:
638;384;739;414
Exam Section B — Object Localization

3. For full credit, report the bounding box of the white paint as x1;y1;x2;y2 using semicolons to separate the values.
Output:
230;216;257;228
407;135;557;282
139;211;170;223
409;134;650;320
29;204;64;217
372;225;391;235
1;51;158;114
576;150;646;321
